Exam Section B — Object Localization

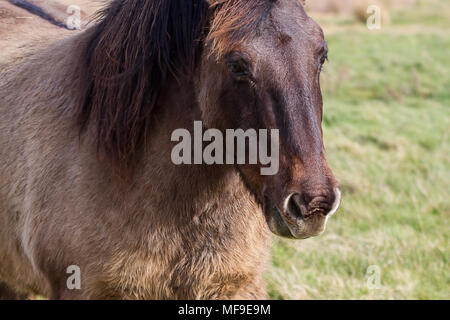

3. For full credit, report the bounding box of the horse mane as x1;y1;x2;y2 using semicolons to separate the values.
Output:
77;0;276;176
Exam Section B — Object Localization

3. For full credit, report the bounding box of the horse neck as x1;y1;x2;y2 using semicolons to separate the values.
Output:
127;76;250;222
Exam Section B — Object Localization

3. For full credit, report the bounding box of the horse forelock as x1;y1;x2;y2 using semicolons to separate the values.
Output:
208;0;278;58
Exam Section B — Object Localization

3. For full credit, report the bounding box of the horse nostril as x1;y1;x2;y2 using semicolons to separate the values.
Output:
308;196;333;216
306;188;342;217
285;192;328;220
284;188;342;220
284;193;305;220
328;188;342;217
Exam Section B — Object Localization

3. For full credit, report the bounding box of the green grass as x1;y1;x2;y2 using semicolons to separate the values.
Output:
267;2;450;300
392;0;450;27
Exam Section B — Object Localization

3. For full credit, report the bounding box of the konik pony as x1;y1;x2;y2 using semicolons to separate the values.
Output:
0;0;341;299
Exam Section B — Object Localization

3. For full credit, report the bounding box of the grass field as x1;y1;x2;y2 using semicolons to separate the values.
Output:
267;0;450;299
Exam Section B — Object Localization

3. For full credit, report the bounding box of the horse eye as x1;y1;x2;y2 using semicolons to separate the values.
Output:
227;61;247;77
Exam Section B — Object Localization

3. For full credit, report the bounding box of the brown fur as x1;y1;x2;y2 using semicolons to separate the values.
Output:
0;0;339;299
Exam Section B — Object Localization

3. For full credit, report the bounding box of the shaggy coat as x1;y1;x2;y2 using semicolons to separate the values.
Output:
0;0;339;299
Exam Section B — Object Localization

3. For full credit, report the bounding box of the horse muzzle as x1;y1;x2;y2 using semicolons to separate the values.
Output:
263;187;341;239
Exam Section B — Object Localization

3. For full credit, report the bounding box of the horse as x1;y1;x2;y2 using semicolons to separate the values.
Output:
0;0;341;299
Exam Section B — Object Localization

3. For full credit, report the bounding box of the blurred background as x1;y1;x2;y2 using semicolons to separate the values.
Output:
267;0;449;299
